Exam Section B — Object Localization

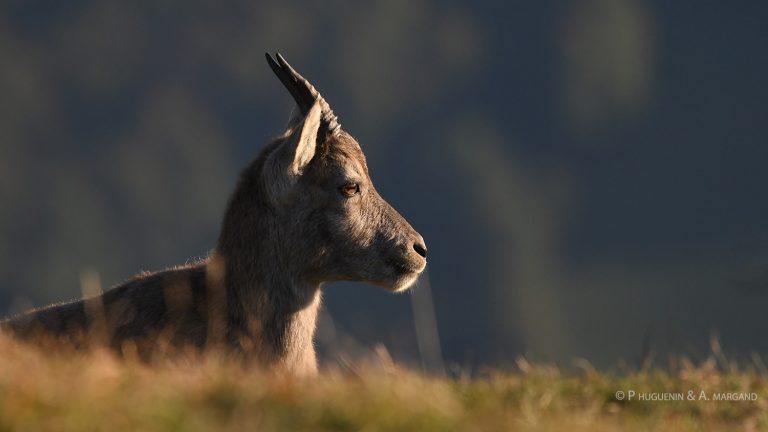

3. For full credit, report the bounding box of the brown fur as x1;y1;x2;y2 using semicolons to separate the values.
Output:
1;55;427;375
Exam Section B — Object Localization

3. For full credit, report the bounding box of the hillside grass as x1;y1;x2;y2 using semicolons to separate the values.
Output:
0;337;766;431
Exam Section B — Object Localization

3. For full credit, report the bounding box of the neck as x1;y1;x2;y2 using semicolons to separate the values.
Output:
215;161;322;373
210;247;322;373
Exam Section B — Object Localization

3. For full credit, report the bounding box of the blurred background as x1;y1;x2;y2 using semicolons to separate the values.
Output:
1;0;767;370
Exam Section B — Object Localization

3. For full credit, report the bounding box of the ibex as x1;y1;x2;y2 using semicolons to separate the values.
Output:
1;53;427;375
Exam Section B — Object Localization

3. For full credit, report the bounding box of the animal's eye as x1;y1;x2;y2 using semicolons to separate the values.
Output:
339;183;360;197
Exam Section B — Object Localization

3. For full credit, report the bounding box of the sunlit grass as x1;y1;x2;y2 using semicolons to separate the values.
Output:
0;336;765;431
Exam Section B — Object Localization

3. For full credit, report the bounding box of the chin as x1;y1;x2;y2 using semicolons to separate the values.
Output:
388;271;421;292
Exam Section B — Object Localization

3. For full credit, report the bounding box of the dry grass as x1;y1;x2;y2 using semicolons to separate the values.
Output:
0;336;766;431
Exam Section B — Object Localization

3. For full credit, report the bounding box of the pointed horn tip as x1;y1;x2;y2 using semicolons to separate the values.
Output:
264;52;283;64
266;52;294;77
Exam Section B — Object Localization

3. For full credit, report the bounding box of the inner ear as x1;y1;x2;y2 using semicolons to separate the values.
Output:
287;101;323;176
264;102;324;203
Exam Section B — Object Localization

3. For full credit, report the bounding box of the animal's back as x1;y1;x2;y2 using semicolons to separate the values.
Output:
1;263;214;357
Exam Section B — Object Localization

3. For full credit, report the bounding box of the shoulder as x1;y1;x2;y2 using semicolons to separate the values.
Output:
106;261;209;301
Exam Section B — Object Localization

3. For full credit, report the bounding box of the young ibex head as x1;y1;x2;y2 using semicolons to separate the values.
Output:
221;53;427;292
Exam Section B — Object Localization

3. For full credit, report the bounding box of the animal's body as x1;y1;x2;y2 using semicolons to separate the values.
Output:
1;53;427;375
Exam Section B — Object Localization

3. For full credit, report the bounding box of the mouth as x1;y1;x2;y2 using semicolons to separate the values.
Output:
391;258;426;275
392;262;415;274
387;260;426;292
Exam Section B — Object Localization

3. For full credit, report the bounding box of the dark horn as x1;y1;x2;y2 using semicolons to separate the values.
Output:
265;52;341;134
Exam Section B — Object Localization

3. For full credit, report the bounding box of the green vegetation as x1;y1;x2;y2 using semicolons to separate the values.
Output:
0;337;765;431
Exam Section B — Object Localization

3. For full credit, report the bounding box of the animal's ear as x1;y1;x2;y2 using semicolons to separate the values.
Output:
264;101;323;203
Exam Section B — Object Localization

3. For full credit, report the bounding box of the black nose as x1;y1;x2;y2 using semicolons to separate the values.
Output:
413;242;427;258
